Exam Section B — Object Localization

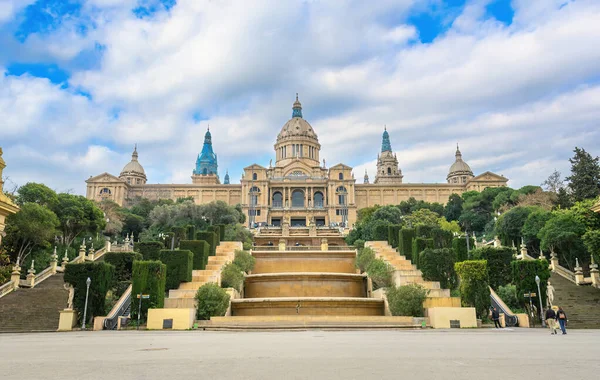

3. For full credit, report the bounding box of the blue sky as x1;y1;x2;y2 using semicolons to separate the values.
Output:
1;0;599;194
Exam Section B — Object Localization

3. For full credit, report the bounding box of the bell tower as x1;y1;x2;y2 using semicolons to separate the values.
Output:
374;127;403;184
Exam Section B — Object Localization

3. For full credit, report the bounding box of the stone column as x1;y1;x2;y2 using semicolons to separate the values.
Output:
574;258;584;285
78;243;86;262
61;249;69;269
278;239;286;251
550;250;559;271
519;238;528;259
321;238;328;251
11;265;20;290
106;240;111;252
589;255;599;288
50;246;58;274
26;261;36;288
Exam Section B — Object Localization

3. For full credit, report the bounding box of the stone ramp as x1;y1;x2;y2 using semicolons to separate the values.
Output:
550;273;600;329
0;274;67;333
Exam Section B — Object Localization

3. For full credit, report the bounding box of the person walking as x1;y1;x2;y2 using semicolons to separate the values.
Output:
545;307;557;334
491;307;502;329
556;307;568;335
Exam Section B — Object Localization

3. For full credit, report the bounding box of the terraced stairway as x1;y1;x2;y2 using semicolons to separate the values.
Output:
0;274;67;333
164;241;241;309
550;272;600;329
365;241;461;308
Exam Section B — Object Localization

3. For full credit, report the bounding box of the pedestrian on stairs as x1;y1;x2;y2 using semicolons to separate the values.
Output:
556;307;568;335
491;307;502;329
545;307;557;334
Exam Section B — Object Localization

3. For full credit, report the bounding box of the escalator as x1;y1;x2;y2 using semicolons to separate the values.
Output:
103;285;132;330
490;287;519;327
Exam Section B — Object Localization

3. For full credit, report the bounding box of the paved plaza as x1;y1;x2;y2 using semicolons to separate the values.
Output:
2;329;599;379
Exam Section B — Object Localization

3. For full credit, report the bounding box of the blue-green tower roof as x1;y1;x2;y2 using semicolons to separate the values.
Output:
194;127;218;177
381;127;392;152
224;170;230;184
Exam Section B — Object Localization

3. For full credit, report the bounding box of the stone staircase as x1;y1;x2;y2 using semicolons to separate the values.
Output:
550;272;600;329
164;242;241;309
365;241;460;308
0;274;67;333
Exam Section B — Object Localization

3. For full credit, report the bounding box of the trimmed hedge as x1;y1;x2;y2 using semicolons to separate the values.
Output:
186;225;196;240
171;227;187;247
104;251;143;283
387;225;402;248
419;248;458;289
455;260;490;318
415;225;435;238
131;260;166;321
511;259;551;307
398;228;415;257
374;223;389;241
196;231;218;257
180;240;210;270
452;237;474;262
209;225;221;246
196;283;230;320
64;261;115;325
216;224;226;241
162;232;175;250
412;238;434;268
159;250;193;290
135;241;164;261
431;228;453;249
471;246;514;289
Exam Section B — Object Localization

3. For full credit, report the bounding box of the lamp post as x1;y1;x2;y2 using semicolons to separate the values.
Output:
82;277;91;330
535;275;545;327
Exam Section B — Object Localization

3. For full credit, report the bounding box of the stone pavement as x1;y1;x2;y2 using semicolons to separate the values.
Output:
2;329;599;380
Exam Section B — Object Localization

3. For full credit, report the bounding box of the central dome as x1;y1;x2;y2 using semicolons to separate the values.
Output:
276;94;318;142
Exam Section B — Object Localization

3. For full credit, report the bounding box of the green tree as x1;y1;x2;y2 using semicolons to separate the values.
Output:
122;213;145;237
16;182;58;208
405;209;440;227
541;169;564;193
494;206;537;246
53;194;106;246
582;230;600;265
522;209;552;252
4;203;60;266
372;205;403;225
538;211;586;269
566;147;600;202
444;193;463;222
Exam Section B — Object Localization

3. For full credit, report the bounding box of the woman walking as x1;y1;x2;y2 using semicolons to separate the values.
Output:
556;307;568;335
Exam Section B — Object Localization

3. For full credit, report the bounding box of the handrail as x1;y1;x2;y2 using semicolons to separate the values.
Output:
35;267;54;283
103;284;132;330
0;281;14;299
553;264;577;284
489;287;519;327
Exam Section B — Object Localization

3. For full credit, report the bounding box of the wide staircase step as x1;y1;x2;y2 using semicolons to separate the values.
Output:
0;274;67;333
550;273;600;329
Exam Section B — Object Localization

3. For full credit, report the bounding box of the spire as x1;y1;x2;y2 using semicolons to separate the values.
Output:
292;93;303;118
364;169;369;184
455;143;462;160
194;124;218;176
132;144;138;161
224;170;230;184
381;127;392;152
204;126;212;144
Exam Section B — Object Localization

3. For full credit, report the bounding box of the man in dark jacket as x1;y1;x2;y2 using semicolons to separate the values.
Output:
545;307;557;334
491;307;502;328
556;307;568;335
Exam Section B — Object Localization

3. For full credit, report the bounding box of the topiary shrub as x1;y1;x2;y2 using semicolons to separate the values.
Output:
158;250;193;290
162;232;175;250
170;227;187;247
195;283;230;320
398;228;415;257
452;237;474;262
411;238;434;268
356;247;376;273
196;231;218;258
220;263;244;291
419;248;457;289
186;225;196;241
511;259;550;307
353;239;365;249
180;240;210;270
216;224;226;241
454;260;490;318
387;225;402;248
366;258;393;290
135;241;164;261
431;228;454;249
209;225;221;246
386;284;428;317
233;250;255;274
471;246;514;289
131;260;166;322
64;261;115;325
373;223;389;241
497;284;520;311
104;251;143;283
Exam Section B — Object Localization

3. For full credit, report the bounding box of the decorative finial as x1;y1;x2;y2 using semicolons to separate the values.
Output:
207;124;210;131
292;94;303;118
296;93;299;101
384;125;387;131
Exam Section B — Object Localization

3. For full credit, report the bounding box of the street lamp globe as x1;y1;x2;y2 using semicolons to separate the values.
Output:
535;275;540;285
86;277;92;287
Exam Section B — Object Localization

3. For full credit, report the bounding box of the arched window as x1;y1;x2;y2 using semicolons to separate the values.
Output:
387;167;392;175
462;177;467;183
272;192;283;207
336;186;347;193
291;190;304;208
453;177;458;183
336;186;347;206
314;192;324;208
249;186;260;206
339;173;344;180
252;173;258;181
99;188;112;195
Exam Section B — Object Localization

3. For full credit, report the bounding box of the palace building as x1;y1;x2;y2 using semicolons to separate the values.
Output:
86;96;508;226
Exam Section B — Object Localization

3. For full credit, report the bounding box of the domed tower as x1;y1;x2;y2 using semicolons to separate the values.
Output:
364;169;370;184
274;94;321;168
447;144;474;184
192;127;220;184
374;127;403;184
224;170;230;185
119;145;147;185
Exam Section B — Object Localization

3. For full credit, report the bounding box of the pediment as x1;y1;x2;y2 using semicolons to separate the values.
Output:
470;171;508;182
244;164;267;171
282;160;318;176
330;163;353;170
86;172;124;183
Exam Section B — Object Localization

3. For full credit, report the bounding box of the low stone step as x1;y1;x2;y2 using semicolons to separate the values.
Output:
164;298;197;309
206;264;223;271
192;269;217;276
178;282;206;290
192;275;216;283
426;289;451;297
168;289;198;299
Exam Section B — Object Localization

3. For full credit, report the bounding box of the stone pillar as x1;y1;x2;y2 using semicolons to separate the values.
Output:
78;243;86;262
11;265;20;290
50;246;58;274
574;258;584;285
87;242;96;261
61;249;69;269
278;239;286;251
26;261;36;288
321;238;328;251
550;250;559;271
106;240;111;252
519;238;528;259
590;255;599;288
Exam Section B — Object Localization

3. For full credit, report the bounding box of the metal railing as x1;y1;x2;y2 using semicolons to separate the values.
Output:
103;285;132;330
489;287;519;327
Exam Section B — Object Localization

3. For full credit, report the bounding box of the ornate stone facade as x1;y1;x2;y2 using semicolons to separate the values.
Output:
85;96;508;226
0;147;19;245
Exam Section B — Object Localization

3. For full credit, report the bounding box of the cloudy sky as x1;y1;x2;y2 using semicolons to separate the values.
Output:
1;0;599;194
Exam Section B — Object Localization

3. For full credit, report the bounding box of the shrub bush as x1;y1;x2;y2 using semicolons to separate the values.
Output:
419;248;457;289
411;238;434;268
415;225;435;238
454;260;490;318
196;231;218;257
497;284;520;311
387;225;402;248
511;259;550;307
131;260;166;321
209;225;221;246
216;224;226;241
243;241;252;251
196;283;230;320
431;228;453;249
186;225;196;240
159;250;193;290
470;246;514;289
356;247;376;273
452;237;474;262
373;223;389;241
64;261;115;324
386;284;428;317
170;227;187;247
180;240;210;270
366;258;393;290
220;263;244;291
353;239;365;249
104;252;143;283
135;241;164;261
233;250;255;274
398;228;415;257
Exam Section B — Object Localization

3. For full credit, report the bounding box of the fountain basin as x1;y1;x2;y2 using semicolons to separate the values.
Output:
244;272;367;298
251;251;356;274
231;297;385;316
